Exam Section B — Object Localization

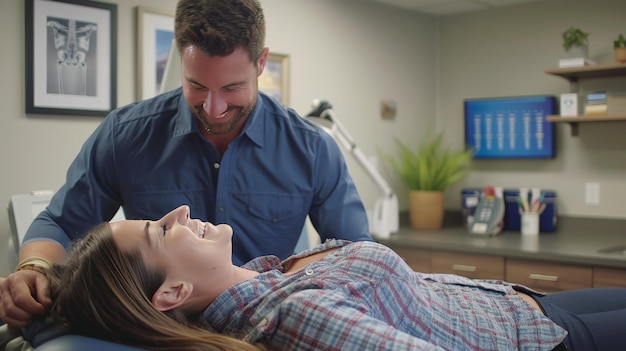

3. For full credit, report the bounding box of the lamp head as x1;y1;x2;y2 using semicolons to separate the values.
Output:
306;99;333;119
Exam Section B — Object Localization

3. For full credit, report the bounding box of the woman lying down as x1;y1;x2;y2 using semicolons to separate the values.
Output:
47;205;625;351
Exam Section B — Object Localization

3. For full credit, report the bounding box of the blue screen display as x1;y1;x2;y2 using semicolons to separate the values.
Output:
464;96;557;159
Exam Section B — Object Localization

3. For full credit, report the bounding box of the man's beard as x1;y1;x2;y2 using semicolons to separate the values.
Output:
193;103;253;136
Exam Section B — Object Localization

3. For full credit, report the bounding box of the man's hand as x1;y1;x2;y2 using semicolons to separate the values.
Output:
0;270;51;328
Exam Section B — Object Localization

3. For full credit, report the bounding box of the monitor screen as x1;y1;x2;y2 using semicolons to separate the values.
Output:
464;95;557;159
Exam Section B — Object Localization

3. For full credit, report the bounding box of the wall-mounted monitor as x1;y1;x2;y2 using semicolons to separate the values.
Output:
464;95;557;159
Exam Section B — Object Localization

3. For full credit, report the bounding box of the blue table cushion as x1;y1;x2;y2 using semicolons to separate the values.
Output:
22;316;145;351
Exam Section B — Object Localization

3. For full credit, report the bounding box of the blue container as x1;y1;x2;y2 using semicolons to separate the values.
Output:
461;188;482;228
503;189;557;232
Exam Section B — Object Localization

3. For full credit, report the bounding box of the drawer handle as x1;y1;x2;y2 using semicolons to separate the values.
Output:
529;273;558;282
452;264;477;272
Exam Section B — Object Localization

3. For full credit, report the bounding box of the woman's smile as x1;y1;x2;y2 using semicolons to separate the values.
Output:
198;222;206;238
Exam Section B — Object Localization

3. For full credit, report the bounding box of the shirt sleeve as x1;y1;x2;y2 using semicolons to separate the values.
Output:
308;130;373;243
23;111;122;249
254;289;446;351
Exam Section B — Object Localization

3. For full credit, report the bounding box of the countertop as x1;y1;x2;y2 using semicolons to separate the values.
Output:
377;216;626;269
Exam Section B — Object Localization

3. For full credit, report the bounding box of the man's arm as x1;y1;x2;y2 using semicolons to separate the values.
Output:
19;240;66;264
0;241;65;327
309;130;372;242
1;109;121;328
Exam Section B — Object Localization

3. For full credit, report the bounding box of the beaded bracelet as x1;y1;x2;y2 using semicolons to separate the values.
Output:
15;256;52;276
16;264;48;276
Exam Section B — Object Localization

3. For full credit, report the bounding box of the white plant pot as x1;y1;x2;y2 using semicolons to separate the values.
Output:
567;44;588;59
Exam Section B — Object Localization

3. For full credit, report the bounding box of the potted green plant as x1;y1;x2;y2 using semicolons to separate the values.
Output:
562;27;589;58
380;132;473;230
614;34;626;63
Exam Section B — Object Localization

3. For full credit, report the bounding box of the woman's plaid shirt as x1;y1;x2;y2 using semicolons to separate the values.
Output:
204;240;566;350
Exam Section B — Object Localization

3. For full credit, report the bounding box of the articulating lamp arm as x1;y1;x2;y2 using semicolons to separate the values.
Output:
306;100;398;238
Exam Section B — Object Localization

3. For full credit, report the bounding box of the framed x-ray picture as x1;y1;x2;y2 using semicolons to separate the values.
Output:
25;0;117;116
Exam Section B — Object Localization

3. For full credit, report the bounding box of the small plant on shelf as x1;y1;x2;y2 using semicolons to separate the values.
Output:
614;34;626;48
562;27;589;51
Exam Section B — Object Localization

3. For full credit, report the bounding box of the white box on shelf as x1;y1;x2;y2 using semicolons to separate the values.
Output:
558;57;596;68
560;93;578;117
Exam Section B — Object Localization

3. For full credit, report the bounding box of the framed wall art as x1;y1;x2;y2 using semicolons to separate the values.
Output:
25;0;117;116
259;53;290;105
136;6;175;101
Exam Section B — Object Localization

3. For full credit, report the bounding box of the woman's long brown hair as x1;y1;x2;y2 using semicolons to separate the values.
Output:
48;223;265;351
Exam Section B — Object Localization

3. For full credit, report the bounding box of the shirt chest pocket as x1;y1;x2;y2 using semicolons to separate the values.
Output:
234;192;305;223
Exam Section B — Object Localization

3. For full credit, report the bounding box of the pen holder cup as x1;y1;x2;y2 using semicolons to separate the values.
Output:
503;189;557;233
521;212;540;236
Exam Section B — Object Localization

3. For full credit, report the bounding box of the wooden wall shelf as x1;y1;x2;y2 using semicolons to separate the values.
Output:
547;115;626;136
545;63;626;81
545;63;626;136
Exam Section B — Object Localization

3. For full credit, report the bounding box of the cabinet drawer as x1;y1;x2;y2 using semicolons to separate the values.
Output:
506;259;592;292
593;267;626;288
389;247;431;273
431;251;504;279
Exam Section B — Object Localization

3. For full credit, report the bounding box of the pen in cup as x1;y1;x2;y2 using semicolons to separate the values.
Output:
530;188;542;212
518;188;545;214
519;187;529;212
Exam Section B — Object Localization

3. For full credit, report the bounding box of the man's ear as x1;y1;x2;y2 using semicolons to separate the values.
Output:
151;281;193;312
256;47;270;76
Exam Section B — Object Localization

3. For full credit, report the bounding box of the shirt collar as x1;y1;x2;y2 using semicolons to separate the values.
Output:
172;90;266;149
240;239;352;273
240;94;265;148
173;92;195;137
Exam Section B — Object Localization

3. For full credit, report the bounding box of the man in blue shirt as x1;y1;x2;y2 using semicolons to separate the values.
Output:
0;0;371;328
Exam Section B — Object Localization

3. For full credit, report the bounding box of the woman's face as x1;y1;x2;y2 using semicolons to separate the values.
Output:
109;205;234;309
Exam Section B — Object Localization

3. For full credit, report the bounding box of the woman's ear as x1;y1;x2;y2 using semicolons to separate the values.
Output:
152;281;193;312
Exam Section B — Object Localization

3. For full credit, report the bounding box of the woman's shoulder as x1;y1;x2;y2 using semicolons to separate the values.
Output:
304;240;399;265
298;239;390;255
